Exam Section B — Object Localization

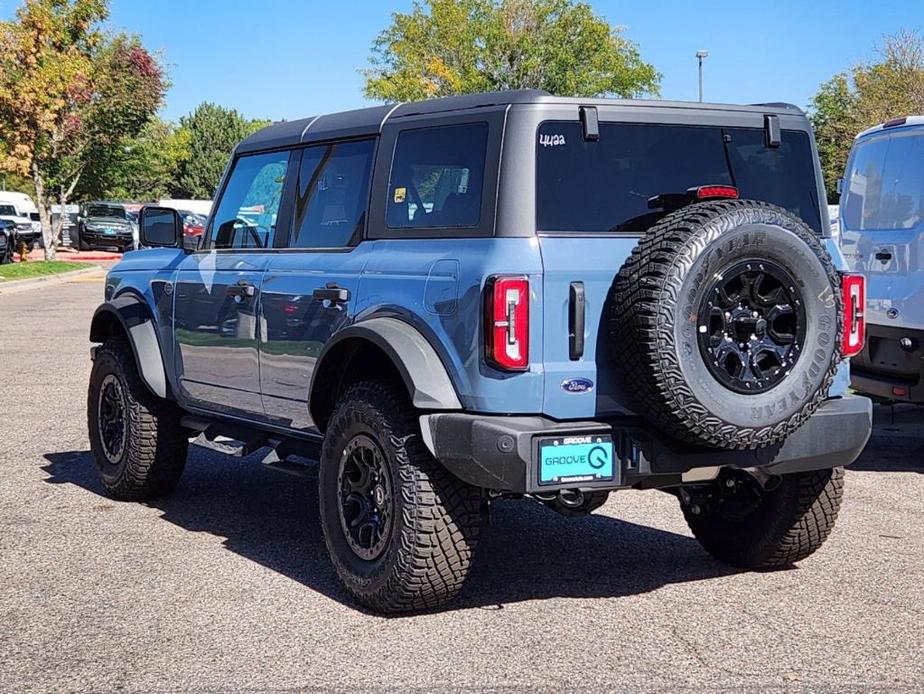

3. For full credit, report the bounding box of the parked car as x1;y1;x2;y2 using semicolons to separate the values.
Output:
839;115;924;402
0;218;13;264
87;90;871;614
77;202;136;252
178;210;207;239
0;191;41;249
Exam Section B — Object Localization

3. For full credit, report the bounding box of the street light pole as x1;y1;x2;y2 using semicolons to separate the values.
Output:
696;50;709;102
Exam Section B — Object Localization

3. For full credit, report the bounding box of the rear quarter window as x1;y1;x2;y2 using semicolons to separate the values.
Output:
536;121;822;234
386;123;488;229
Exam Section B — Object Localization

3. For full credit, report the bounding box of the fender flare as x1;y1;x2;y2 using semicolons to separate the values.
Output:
310;317;462;418
90;295;169;399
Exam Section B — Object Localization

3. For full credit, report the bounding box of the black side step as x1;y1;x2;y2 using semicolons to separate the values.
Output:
182;415;322;477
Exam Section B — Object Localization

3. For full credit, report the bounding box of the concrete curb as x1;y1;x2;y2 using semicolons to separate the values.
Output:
0;266;105;295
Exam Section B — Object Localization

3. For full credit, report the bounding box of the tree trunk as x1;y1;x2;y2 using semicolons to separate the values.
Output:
55;188;68;249
31;160;55;261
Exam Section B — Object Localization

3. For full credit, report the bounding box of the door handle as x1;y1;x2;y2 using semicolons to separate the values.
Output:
227;280;256;299
569;281;585;360
875;250;893;262
312;284;351;303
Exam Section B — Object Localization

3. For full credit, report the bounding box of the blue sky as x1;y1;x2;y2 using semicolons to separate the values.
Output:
2;0;923;122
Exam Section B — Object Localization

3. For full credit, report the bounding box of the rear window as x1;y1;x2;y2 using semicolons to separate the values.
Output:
841;129;924;231
536;121;822;234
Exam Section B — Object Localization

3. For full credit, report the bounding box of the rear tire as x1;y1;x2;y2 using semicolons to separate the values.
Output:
87;337;188;500
682;467;844;569
318;381;482;614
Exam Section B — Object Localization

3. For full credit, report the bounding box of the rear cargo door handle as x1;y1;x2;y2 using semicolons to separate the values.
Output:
312;284;351;304
875;250;892;262
569;282;585;360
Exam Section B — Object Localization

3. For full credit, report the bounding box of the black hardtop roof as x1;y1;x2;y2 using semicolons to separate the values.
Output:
237;89;804;154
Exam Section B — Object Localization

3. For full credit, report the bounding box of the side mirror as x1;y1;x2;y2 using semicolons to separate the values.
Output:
836;178;844;195
139;206;182;249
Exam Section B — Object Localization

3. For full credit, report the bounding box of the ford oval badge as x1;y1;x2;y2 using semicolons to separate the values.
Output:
561;378;594;393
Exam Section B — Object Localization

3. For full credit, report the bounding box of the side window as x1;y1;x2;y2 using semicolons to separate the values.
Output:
210;150;291;249
386;123;488;229
291;139;375;248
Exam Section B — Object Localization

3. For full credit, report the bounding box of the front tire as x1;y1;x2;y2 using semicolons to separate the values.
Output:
87;337;188;500
681;467;844;569
319;381;482;614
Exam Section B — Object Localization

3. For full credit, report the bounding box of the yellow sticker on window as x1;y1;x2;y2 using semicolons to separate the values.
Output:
393;186;407;204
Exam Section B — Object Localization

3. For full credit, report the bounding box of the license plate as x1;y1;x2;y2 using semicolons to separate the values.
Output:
538;434;614;486
103;228;116;235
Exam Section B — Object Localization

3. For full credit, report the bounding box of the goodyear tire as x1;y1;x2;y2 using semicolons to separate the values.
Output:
87;337;188;500
318;381;482;614
611;200;842;450
682;467;845;568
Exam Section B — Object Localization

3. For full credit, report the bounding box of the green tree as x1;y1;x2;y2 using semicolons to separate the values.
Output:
811;30;924;201
176;102;269;200
78;117;190;201
0;0;166;259
364;0;660;102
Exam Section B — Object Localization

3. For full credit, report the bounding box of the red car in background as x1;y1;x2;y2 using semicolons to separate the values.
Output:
179;210;207;238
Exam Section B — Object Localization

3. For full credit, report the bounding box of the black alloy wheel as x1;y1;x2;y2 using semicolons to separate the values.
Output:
697;260;807;394
337;433;394;561
98;373;127;464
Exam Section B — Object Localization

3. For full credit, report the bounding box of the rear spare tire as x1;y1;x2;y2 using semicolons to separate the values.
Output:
611;200;842;450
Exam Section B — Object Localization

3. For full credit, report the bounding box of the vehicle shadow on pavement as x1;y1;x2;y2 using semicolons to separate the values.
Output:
43;448;739;614
851;433;924;473
850;404;924;474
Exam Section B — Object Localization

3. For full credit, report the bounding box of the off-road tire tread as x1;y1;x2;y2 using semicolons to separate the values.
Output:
87;337;187;500
321;381;481;613
610;200;843;449
684;467;844;568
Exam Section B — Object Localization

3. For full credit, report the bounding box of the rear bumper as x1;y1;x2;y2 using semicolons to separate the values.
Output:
851;324;924;403
421;395;872;493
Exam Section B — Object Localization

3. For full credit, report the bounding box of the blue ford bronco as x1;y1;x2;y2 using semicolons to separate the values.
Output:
87;90;872;613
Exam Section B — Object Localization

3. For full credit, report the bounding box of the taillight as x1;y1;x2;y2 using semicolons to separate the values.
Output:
841;273;866;357
485;275;529;371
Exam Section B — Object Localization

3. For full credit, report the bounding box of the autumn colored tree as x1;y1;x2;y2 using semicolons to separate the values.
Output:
364;0;660;102
811;31;924;200
0;0;166;259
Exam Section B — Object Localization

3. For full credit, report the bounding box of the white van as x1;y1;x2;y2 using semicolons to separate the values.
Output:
0;191;42;246
839;116;924;402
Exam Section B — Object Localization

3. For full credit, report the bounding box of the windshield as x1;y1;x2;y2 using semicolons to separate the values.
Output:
536;121;822;234
841;129;924;231
86;204;127;219
0;204;18;216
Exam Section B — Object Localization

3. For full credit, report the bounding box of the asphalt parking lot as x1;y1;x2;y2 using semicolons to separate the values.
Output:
1;274;922;693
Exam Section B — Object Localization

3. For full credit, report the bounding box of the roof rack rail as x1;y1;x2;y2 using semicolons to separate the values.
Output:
750;102;803;112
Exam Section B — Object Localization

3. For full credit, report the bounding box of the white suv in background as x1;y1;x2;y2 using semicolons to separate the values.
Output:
0;191;42;248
